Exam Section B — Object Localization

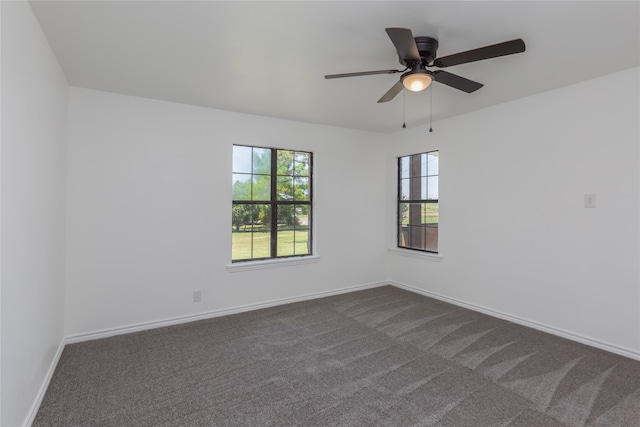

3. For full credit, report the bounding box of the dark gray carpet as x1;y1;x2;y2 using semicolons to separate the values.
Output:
34;286;640;426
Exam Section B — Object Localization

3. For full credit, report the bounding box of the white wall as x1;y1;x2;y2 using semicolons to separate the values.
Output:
1;2;68;426
65;88;388;336
387;67;640;356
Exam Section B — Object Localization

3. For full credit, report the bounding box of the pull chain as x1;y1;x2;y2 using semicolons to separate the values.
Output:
429;84;433;133
402;90;406;129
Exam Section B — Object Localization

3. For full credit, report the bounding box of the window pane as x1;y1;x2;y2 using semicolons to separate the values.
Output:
252;175;271;201
424;224;438;252
421;177;427;200
427;176;438;200
408;203;422;226
252;204;271;229
251;229;271;259
411;226;427;251
294;230;310;255
411;154;422;177
231;228;251;261
277;204;295;227
427;151;439;176
421;153;427;176
277;150;294;175
278;204;312;256
252;147;271;174
232;204;252;233
399;224;409;247
401;225;435;252
400;204;438;252
294;205;309;229
277;176;293;200
410;177;422;200
399;203;410;225
277;228;295;257
233;145;252;173
232;174;251;200
294;152;310;176
294;177;309;201
400;179;410;200
401;225;421;250
231;204;271;260
400;156;410;179
422;203;438;224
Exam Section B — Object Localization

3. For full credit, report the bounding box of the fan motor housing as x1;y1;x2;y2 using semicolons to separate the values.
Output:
400;36;439;66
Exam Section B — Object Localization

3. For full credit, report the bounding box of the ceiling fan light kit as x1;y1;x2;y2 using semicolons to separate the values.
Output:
325;27;525;104
402;67;432;92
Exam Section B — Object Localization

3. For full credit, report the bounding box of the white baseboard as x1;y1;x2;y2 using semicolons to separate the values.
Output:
65;281;388;345
389;280;640;361
24;339;65;427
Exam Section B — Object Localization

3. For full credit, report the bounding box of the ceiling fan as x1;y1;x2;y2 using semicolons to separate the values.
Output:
325;28;525;103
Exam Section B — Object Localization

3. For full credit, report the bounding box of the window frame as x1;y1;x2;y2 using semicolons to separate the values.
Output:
397;150;439;254
232;144;313;263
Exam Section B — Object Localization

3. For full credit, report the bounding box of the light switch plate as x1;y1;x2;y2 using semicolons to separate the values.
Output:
584;194;596;208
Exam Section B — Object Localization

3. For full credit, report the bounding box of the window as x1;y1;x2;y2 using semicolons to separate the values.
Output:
398;150;438;253
232;145;312;262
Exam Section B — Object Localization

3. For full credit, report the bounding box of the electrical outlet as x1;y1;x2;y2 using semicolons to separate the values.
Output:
193;290;202;303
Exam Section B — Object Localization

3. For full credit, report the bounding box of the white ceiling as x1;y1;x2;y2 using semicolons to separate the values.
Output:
29;1;639;133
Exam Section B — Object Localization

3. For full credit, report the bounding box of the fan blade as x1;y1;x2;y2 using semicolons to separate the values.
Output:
377;80;404;103
433;39;525;68
385;27;420;62
432;71;483;93
324;69;402;79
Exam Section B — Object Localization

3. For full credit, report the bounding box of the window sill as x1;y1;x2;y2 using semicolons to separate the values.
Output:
388;247;443;262
226;255;321;272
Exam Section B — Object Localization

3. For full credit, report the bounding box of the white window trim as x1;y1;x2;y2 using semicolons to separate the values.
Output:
226;255;321;272
388;247;443;262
